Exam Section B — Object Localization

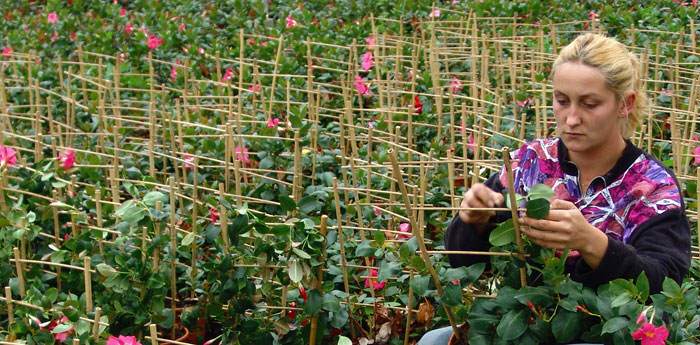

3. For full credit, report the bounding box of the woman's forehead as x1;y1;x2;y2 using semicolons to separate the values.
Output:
553;62;611;97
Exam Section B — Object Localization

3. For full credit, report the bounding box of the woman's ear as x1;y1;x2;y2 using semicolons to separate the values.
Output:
621;92;636;118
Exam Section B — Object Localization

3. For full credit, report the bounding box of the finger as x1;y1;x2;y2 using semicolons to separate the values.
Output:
522;226;569;245
528;236;568;250
550;199;576;210
543;209;573;221
472;185;501;208
520;217;563;232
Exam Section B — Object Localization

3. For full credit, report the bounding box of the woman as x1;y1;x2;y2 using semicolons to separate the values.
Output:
419;33;691;345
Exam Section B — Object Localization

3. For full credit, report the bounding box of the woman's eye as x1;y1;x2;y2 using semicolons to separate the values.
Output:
583;103;598;108
556;99;568;105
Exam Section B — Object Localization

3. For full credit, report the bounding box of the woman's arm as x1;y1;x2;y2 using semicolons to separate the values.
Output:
445;173;511;268
570;209;690;294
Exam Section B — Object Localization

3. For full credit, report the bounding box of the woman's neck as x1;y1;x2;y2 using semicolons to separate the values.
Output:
568;135;627;178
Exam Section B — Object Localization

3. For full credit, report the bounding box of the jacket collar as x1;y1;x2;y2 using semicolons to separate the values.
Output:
557;137;642;186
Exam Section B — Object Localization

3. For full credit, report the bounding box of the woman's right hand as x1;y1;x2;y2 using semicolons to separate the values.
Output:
458;183;504;224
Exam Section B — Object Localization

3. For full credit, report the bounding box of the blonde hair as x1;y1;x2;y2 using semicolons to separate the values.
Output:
552;33;648;138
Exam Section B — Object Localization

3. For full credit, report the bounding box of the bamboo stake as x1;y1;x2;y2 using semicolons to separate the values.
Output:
403;271;415;345
502;148;527;287
332;178;355;338
12;248;24;298
84;256;93;312
219;184;230;254
5;287;13;328
92;307;102;339
387;149;460;340
308;215;327;345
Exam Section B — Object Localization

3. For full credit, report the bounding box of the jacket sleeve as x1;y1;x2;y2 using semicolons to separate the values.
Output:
569;208;691;294
444;173;512;268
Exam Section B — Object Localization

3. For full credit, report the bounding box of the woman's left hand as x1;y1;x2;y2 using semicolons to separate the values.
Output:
520;199;608;268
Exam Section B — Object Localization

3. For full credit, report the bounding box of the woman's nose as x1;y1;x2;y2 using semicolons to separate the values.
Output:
565;106;582;127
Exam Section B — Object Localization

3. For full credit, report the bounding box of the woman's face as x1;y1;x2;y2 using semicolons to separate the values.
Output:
552;61;624;154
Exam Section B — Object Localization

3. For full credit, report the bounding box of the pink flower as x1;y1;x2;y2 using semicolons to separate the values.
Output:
221;68;233;82
146;35;163;50
2;47;12;58
178;23;186;32
286;15;297;29
119;7;127;17
51;31;59;42
588;11;598;21
248;84;262;94
69;31;77;41
361;51;374;72
0;145;17;167
266;117;280;128
398;223;412;239
198;47;205;55
47;12;59;24
125;23;134;35
234;146;250;165
516;98;532;108
364;268;385;290
58;149;76;170
467;133;476;153
183;154;195;170
429;8;441;18
660;89;673;97
414;95;423;114
353;76;371;96
449;76;462;94
209;207;219;223
631;322;669;345
48;316;72;343
170;65;177;81
365;35;376;49
106;335;143;345
373;206;382;216
636;311;648;325
693;146;700;165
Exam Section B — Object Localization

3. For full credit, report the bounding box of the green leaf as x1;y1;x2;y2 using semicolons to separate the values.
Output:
115;200;147;225
526;198;550;219
377;261;401;283
514;287;553;306
601;317;629;334
292;247;311;259
374;230;385;247
51;323;73;334
505;192;525;209
440;284;462;307
96;263;117;277
143;191;165;207
661;277;682;299
410;275;430;297
528;184;554;201
288;259;303;283
355;240;374;257
338;336;352;345
489;219;515;246
496;309;528;341
464;263;486;284
299;195;323;214
551;309;581;343
181;232;196;246
279;194;297;212
304;289;323;315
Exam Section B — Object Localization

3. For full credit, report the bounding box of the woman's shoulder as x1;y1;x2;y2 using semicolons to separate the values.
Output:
620;150;683;210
